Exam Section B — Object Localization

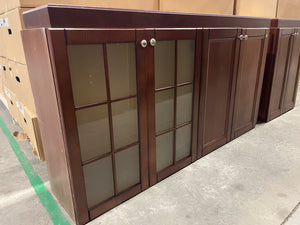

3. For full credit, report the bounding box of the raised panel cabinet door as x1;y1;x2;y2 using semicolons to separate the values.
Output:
145;29;201;185
48;29;149;221
282;29;300;113
268;28;294;120
198;28;240;157
231;28;269;139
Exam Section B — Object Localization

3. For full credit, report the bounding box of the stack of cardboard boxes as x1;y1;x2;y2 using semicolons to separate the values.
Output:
0;6;45;160
234;0;300;18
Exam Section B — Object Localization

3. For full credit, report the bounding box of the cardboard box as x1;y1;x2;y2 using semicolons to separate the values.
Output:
0;0;159;14
159;0;234;14
234;0;277;17
17;103;45;161
0;13;8;57
6;59;36;113
0;57;7;96
0;74;3;97
4;8;32;64
3;87;44;161
3;88;22;124
277;0;300;19
1;57;17;94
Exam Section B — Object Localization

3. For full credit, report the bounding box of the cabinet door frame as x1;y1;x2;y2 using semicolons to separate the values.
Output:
268;28;295;121
231;28;269;139
47;28;148;223
139;28;201;185
282;27;300;113
198;28;241;157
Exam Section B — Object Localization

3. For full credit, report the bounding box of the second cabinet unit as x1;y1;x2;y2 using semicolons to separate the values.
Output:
198;28;269;156
259;19;300;122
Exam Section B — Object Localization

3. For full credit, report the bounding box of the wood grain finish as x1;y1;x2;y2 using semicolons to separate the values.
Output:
199;28;240;156
46;30;89;225
232;29;268;138
22;6;274;225
21;29;77;223
23;4;270;29
89;184;141;219
269;29;293;120
282;32;300;113
272;19;300;28
66;29;135;44
149;29;199;184
191;29;202;161
259;19;300;122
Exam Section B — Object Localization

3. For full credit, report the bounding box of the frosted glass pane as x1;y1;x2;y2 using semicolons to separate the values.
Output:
177;85;193;125
115;145;140;193
177;40;195;84
155;41;175;89
176;124;192;161
156;132;174;172
76;105;111;162
68;44;107;107
112;98;139;149
155;89;174;133
107;43;137;99
83;156;114;207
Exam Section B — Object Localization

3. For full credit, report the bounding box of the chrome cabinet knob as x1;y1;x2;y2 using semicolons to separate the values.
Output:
244;35;248;40
238;34;243;40
141;39;147;48
150;38;156;46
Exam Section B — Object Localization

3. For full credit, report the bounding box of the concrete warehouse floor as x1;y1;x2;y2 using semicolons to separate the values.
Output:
1;90;300;225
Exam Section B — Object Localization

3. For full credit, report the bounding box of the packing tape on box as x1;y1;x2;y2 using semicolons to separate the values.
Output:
16;101;25;117
4;89;11;100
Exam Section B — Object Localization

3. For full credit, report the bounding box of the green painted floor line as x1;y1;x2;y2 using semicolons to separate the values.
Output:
0;116;70;225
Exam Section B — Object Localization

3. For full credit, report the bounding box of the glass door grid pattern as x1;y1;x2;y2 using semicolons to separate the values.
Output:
67;42;140;208
155;39;195;172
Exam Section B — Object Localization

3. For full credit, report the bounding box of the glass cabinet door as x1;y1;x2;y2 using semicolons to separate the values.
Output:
145;29;200;184
50;28;200;220
67;33;143;209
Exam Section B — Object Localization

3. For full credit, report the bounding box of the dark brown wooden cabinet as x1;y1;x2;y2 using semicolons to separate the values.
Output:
198;28;240;156
282;28;300;113
198;28;268;156
231;28;268;138
21;5;270;225
259;20;300;122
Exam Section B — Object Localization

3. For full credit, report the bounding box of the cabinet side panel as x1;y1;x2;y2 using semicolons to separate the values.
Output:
21;29;75;222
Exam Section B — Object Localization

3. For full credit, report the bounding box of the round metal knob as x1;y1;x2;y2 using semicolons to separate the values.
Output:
150;38;156;47
244;35;248;40
238;34;244;40
141;39;147;48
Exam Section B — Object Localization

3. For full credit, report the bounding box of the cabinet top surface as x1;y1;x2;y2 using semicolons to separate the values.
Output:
271;19;300;28
23;4;271;29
